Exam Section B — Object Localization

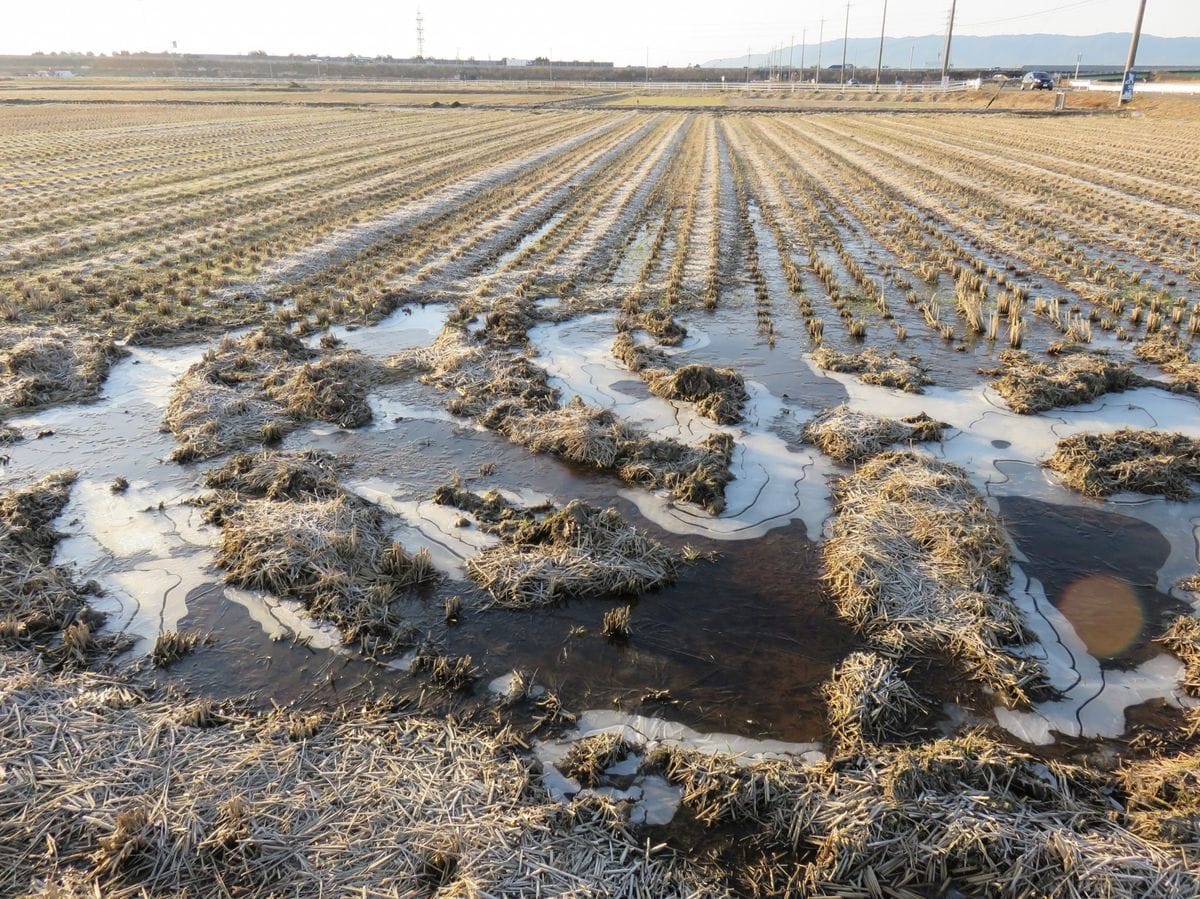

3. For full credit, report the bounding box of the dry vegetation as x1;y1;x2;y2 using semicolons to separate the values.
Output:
801;404;945;464
0;472;102;664
200;452;437;652
0;328;125;415
823;452;1044;705
656;731;1200;898
165;327;391;462
0;655;723;897
396;333;735;512
437;488;678;608
7;93;1200;896
1044;428;1200;499
613;331;747;424
992;349;1146;414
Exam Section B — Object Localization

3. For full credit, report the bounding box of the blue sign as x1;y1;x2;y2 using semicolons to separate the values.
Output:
1120;70;1135;102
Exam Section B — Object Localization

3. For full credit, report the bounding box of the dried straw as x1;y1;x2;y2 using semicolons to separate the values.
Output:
822;651;925;749
201;452;437;652
801;404;945;464
1044;428;1200;499
823;452;1044;705
811;346;931;394
0;327;125;414
0;654;724;897
992;349;1145;414
463;500;678;608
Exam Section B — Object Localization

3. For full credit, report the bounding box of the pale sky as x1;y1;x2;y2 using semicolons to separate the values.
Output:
8;1;1198;66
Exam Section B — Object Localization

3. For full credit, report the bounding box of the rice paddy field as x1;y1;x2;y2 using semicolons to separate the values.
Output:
3;89;1200;895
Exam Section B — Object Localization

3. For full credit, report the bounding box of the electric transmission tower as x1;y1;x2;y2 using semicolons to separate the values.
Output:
416;7;425;59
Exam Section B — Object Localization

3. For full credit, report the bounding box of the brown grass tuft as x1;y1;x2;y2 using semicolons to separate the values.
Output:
823;452;1043;705
992;349;1145;414
1044;429;1200;499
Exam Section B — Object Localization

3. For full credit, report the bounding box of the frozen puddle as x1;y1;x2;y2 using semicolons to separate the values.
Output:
809;363;1200;744
347;479;499;580
528;313;837;540
534;709;825;825
529;312;1200;743
309;302;450;358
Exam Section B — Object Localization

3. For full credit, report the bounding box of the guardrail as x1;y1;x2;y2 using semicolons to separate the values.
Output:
404;78;980;93
1068;79;1200;95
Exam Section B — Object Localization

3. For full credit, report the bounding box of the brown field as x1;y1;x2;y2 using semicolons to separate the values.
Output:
2;83;1200;896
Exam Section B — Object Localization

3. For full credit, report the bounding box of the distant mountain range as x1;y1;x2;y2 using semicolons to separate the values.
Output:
703;33;1200;70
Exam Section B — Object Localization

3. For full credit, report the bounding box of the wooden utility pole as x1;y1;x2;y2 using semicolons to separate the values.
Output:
815;19;824;84
841;3;851;88
875;0;888;88
1119;0;1148;104
941;0;957;81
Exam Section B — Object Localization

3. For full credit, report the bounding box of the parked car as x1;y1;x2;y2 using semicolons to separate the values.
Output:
1021;71;1055;91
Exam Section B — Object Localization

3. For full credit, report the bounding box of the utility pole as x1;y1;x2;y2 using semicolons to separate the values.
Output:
875;0;888;88
416;7;424;59
746;45;751;84
815;18;824;83
1074;52;1082;80
1119;0;1148;104
646;47;650;85
789;34;795;80
841;3;851;88
799;27;806;85
941;0;957;81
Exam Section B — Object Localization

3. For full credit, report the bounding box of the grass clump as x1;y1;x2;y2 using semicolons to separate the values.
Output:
1044;428;1200;499
991;349;1145;414
455;497;678;608
822;651;925;749
645;364;747;425
658;731;1200;898
811;346;931;393
0;470;102;661
601;605;632;642
1135;334;1200;396
613;332;747;424
500;398;734;514
396;334;735;513
150;630;206;667
801;404;945;464
559;732;634;787
201;451;437;652
0;657;722;897
165;327;388;462
823;452;1043;705
1156;615;1200;696
0;326;126;414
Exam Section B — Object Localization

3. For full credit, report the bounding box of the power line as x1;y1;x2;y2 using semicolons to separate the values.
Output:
957;0;1111;29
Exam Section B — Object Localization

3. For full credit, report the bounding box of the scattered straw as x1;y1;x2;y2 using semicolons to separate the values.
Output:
560;732;633;787
659;731;1200;897
811;346;931;393
0;654;723;897
1044;428;1200;499
450;496;677;609
1156;616;1200;696
801;404;945;464
1134;334;1200;396
0;471;103;662
164;327;388;462
394;332;735;513
992;349;1145;414
613;332;747;424
823;452;1043;705
201;452;437;652
0;327;125;414
822;651;925;749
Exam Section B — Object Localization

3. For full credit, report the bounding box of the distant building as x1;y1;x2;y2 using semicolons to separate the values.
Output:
505;58;532;67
